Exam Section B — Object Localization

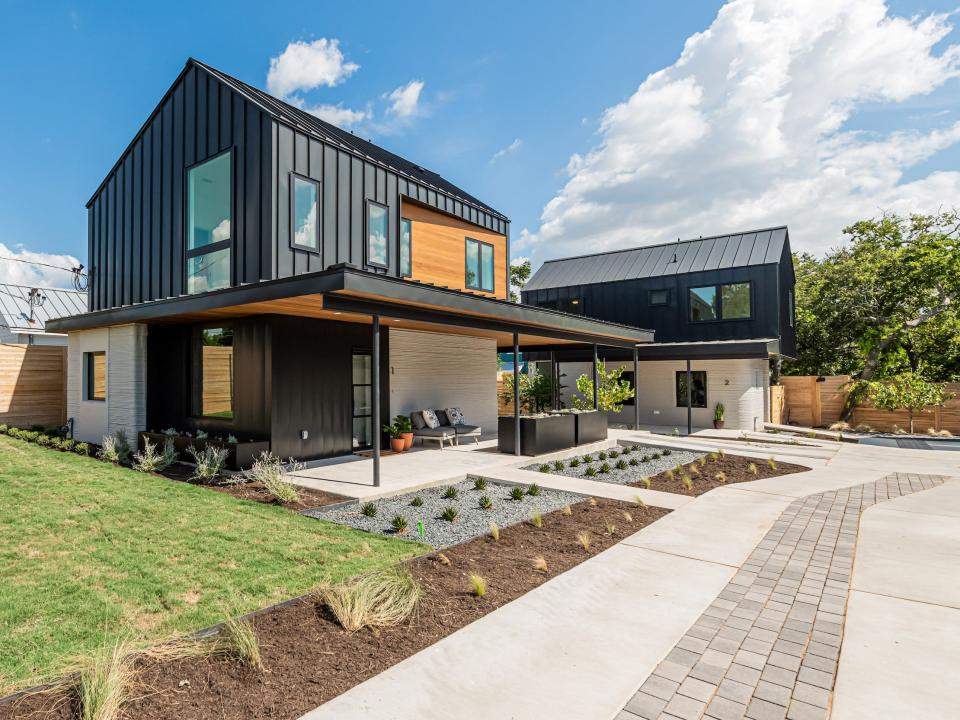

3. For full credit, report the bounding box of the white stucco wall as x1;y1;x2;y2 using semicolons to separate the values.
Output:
557;358;770;431
389;328;497;436
67;324;147;444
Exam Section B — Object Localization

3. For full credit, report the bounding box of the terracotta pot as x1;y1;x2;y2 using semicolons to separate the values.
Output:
713;420;725;429
400;432;414;450
390;437;405;453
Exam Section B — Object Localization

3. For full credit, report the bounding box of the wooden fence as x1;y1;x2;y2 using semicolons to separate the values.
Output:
775;374;960;433
0;344;67;428
201;346;233;416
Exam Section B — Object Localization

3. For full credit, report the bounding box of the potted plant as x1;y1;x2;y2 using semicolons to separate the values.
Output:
713;402;725;429
394;414;414;450
383;422;406;453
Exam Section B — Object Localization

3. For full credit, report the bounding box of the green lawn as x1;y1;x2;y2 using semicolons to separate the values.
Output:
0;435;423;692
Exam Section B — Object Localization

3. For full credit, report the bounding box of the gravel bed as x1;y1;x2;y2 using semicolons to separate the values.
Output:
303;479;584;549
523;443;705;486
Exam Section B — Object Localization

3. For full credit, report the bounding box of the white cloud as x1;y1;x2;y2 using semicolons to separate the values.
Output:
267;38;359;97
491;138;523;163
0;243;81;288
385;80;425;118
287;96;371;128
519;0;960;260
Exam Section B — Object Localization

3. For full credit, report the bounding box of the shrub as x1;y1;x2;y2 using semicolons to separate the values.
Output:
682;475;693;491
576;530;592;550
473;477;487;491
510;487;525;500
708;452;718;462
410;496;424;507
570;458;581;468
553;459;565;471
441;486;459;500
440;506;459;522
489;522;500;541
538;464;551;473
478;495;493;510
615;459;627;470
391;515;409;535
581;454;594;464
361;502;378;517
715;471;727;484
99;430;132;465
75;442;91;456
527;483;542;496
598;462;610;474
216;616;263;669
469;574;487;598
532;556;548;573
238;452;303;503
665;469;675;481
530;512;543;529
629;458;639;467
767;457;777;470
187;444;229;483
36;434;52;447
0;423;7;434
597;451;607;461
585;466;598;477
662;449;672;456
61;438;76;452
317;567;422;633
132;439;163;473
22;430;39;443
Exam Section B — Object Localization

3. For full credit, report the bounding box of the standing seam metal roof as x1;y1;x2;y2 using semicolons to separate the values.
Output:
0;284;87;333
523;227;788;292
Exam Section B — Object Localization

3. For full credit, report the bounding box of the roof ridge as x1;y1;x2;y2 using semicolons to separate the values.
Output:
538;226;788;265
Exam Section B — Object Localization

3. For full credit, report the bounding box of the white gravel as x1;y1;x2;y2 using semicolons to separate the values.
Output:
303;479;585;549
523;443;705;486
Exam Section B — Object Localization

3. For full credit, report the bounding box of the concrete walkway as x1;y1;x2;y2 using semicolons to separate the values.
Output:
299;439;960;720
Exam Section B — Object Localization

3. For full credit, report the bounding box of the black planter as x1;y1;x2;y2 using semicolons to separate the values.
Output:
574;411;608;445
138;431;269;471
497;414;576;456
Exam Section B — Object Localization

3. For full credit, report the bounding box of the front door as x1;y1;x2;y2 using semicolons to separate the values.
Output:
351;350;373;450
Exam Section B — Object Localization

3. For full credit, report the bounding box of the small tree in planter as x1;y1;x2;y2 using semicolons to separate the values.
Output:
572;361;635;412
713;402;725;429
860;373;954;434
382;422;405;453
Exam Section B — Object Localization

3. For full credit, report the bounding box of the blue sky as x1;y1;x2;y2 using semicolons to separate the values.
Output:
0;0;958;286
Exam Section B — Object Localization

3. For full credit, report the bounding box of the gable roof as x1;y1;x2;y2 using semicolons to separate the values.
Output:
523;227;789;292
0;284;87;333
87;59;506;221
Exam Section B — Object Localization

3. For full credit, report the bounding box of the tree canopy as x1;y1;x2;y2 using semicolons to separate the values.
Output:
787;211;960;382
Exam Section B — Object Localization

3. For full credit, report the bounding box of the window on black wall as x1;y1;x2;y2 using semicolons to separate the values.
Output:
192;326;234;420
689;282;751;321
186;151;232;294
675;370;707;408
649;289;669;306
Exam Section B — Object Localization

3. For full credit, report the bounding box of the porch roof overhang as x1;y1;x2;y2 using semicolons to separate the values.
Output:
46;266;654;349
633;338;783;361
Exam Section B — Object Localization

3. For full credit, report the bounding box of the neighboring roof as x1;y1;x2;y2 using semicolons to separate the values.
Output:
634;338;785;360
524;227;789;292
87;58;506;221
0;284;86;333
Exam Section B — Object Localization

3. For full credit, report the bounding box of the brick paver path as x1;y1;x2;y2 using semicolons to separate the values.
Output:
617;473;946;720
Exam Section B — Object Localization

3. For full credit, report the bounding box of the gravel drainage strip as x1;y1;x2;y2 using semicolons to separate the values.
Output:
524;443;705;486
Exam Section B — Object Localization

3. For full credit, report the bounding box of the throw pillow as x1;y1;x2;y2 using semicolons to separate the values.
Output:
445;407;465;426
435;409;449;426
410;411;426;430
421;409;440;429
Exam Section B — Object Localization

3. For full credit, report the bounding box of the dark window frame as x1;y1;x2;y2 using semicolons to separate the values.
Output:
399;217;412;278
351;348;374;450
289;172;321;254
621;369;636;406
675;370;707;408
190;324;235;423
648;288;669;307
364;199;390;270
465;237;495;293
84;351;106;402
687;281;753;323
184;147;234;293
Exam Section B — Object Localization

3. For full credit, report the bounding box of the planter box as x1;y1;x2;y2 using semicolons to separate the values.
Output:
573;411;608;445
497;414;576;456
138;432;269;471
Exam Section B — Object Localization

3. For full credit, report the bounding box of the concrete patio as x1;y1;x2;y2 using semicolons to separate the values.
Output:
299;435;960;720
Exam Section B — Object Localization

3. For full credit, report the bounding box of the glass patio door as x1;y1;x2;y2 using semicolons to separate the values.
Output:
351;351;373;450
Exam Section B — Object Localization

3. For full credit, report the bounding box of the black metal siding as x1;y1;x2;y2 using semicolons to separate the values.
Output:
86;65;274;311
777;241;797;357
522;264;783;344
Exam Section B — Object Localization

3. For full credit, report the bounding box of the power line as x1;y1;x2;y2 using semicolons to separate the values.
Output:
0;255;88;292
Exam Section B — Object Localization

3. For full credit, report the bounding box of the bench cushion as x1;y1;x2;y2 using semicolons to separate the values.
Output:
414;426;455;438
453;424;480;435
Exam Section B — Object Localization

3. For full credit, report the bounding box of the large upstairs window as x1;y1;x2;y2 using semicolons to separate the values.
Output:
465;238;495;292
689;282;751;322
186;151;232;294
291;174;319;251
366;201;389;269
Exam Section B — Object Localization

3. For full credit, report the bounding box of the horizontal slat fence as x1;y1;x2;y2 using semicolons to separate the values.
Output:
0;344;67;428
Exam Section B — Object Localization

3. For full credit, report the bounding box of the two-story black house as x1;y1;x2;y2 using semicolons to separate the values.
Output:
522;229;796;431
48;59;651;475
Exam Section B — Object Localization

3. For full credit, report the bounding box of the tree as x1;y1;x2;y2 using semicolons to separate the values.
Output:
785;212;960;404
509;259;532;302
500;367;556;414
859;373;954;434
573;361;635;412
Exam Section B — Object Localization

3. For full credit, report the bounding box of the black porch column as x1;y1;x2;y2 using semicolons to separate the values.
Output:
592;343;599;410
372;314;381;487
513;332;521;456
686;358;693;437
550;350;557;410
633;347;640;430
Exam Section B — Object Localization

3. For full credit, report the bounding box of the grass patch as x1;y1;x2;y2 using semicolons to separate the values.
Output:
316;567;422;633
0;436;420;690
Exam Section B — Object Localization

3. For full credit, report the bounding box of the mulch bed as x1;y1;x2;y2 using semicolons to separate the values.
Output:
629;452;810;496
159;462;349;511
0;498;668;720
